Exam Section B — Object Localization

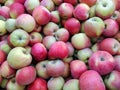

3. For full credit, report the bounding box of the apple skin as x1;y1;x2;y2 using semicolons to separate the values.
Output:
32;5;51;25
102;19;119;37
100;38;120;55
0;50;6;64
16;14;36;32
114;31;120;42
80;70;106;90
31;43;47;62
48;41;69;59
83;17;105;38
62;62;70;78
36;60;50;79
27;78;47;90
0;20;7;36
46;60;65;77
104;70;120;90
95;0;115;19
63;79;79;90
63;0;77;5
7;47;32;69
58;3;74;19
91;43;100;52
7;78;25;90
9;29;30;47
114;55;120;72
89;51;115;75
71;33;91;50
1;78;8;89
52;0;63;5
79;0;97;7
14;0;25;4
15;66;36;85
112;0;120;10
47;76;64;90
70;60;87;79
73;3;90;21
66;42;74;57
64;18;81;35
89;5;96;18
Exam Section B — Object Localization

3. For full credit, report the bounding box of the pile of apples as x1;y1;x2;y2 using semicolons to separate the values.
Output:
1;0;120;90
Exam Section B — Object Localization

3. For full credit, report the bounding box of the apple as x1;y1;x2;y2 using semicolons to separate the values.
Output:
52;0;63;5
104;70;120;90
27;78;47;90
14;0;25;4
114;55;120;72
0;20;7;36
31;43;47;62
63;57;73;63
112;0;120;10
83;17;105;37
91;43;100;52
16;14;36;32
0;75;2;84
50;10;60;23
89;51;115;75
36;60;50;79
100;38;120;55
15;66;36;85
63;79;79;90
89;5;96;18
1;78;8;89
111;11;120;25
0;50;6;64
6;78;25;90
73;3;90;20
66;42;74;57
62;62;70;78
46;59;65;77
5;0;14;7
79;0;97;7
47;76;65;90
80;70;106;90
114;31;120;42
64;18;81;35
71;33;91;50
48;41;69;59
95;0;115;19
63;0;77;5
7;47;32;69
32;5;51;25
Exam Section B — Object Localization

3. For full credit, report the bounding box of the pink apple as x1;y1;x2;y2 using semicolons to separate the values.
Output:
114;55;120;72
27;78;47;90
64;18;81;35
63;0;77;5
46;59;65;77
15;66;36;85
79;70;106;90
79;0;97;7
50;10;60;23
73;3;90;20
48;41;69;59
0;50;6;64
14;0;25;4
66;42;74;57
31;43;47;62
32;5;51;25
89;51;115;75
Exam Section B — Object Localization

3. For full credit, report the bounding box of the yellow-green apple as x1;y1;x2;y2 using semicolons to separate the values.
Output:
77;48;93;63
48;41;69;59
24;0;40;14
63;0;77;5
95;0;115;19
9;29;30;47
114;55;120;71
43;22;59;36
0;50;6;64
47;76;65;90
79;0;97;7
32;5;51;25
31;43;47;62
0;61;15;78
83;17;105;37
50;10;60;23
15;66;36;85
5;0;14;7
55;28;69;42
89;5;96;18
63;57;73;63
80;70;106;90
66;42;74;57
46;60;65;77
58;3;74;19
27;78;47;90
1;78;8;89
73;3;90;20
0;20;7;36
36;60;50;79
64;18;81;35
16;14;36;32
6;78;25;90
29;32;43;46
71;33;91;50
7;47;32;69
91;43;100;52
104;70;120;90
70;60;87;79
102;19;119;37
52;0;63;5
89;51;115;75
100;38;120;55
62;62;70;78
63;79;79;90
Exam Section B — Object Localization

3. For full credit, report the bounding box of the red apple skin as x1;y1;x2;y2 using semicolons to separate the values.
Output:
79;0;97;7
100;38;120;55
63;0;77;5
70;60;87;79
0;50;6;64
89;51;115;75
31;43;47;62
27;78;47;90
102;19;119;37
73;3;90;21
32;5;51;25
14;0;25;4
79;70;106;90
114;55;120;72
64;18;81;35
15;66;36;85
48;41;69;59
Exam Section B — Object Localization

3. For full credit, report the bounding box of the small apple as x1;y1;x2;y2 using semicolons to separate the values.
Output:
50;10;60;23
1;78;8;89
91;43;100;52
63;57;73;63
0;50;6;64
79;0;97;7
66;42;74;57
63;0;77;5
52;0;63;5
0;20;7;36
89;5;96;18
114;55;120;72
111;11;120;25
62;62;70;78
14;0;25;4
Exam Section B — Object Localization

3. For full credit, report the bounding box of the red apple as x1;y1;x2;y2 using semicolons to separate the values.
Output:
14;0;25;4
114;55;120;72
79;0;97;7
0;50;6;64
50;10;60;23
63;0;77;5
